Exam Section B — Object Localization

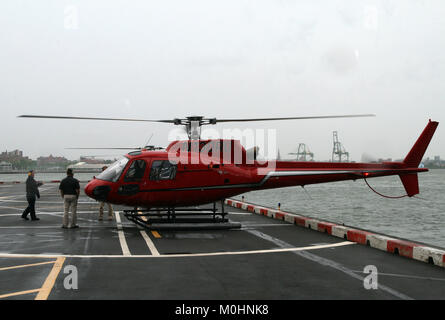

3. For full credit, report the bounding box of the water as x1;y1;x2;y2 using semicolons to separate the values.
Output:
0;172;97;183
235;169;445;249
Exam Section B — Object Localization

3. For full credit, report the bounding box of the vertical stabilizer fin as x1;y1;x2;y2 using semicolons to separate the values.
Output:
403;120;439;167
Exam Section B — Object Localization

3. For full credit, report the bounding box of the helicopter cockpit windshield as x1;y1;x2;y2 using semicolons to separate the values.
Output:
96;157;129;182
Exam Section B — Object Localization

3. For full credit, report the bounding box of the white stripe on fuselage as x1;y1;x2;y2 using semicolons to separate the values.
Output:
261;169;384;180
269;170;356;176
255;169;390;186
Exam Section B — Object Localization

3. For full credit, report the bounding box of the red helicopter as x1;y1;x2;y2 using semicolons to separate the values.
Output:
19;114;438;228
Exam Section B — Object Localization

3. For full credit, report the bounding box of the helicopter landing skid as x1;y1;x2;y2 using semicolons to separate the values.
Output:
123;200;241;230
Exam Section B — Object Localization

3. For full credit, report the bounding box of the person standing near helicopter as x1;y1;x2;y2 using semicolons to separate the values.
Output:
21;170;42;221
98;166;114;221
59;168;80;229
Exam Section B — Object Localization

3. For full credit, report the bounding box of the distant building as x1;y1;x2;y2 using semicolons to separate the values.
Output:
68;162;107;173
0;149;28;161
0;161;13;171
37;155;69;167
80;156;107;165
422;156;444;168
5;150;22;157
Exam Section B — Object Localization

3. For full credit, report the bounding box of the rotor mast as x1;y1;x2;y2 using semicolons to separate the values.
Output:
173;116;217;140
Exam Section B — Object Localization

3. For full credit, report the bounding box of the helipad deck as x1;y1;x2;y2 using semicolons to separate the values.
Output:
0;183;444;300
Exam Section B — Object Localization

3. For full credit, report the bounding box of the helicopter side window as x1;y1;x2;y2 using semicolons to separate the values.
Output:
149;160;177;181
124;160;147;182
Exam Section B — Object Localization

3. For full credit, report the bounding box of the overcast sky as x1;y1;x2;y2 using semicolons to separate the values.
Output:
1;0;444;162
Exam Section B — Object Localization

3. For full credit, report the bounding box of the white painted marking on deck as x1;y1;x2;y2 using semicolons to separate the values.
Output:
246;229;413;300
241;223;294;228
0;210;98;217
115;211;131;256
140;231;160;256
0;226;113;229
0;241;354;259
351;270;445;282
0;200;95;204
227;212;252;215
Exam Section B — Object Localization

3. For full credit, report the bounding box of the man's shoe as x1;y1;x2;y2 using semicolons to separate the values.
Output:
61;225;68;229
70;225;79;229
21;216;29;221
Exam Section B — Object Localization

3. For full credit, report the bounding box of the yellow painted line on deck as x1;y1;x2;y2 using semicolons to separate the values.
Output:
0;260;56;271
0;288;41;299
151;231;161;238
34;257;66;300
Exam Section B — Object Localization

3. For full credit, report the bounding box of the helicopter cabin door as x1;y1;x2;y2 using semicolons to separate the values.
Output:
146;159;178;205
118;159;148;197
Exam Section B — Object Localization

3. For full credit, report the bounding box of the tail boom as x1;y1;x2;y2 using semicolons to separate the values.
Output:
263;120;438;197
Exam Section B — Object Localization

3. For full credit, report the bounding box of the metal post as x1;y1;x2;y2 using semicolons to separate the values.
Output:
221;199;226;221
213;202;216;221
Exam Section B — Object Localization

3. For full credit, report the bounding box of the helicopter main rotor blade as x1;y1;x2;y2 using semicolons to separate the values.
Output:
18;115;175;123
19;113;375;141
215;114;375;123
19;113;375;124
66;147;143;150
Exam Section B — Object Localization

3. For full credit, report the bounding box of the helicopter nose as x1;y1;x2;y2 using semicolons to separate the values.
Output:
84;181;95;198
85;180;111;201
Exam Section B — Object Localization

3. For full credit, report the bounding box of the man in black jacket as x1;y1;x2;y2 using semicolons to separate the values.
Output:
59;168;80;229
21;170;42;221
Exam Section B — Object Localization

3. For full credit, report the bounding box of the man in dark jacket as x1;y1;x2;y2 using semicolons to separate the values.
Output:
59;168;80;229
21;170;42;221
